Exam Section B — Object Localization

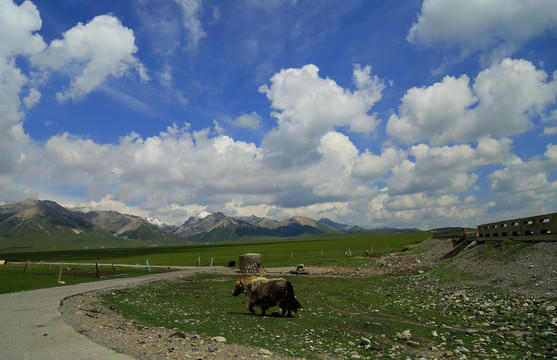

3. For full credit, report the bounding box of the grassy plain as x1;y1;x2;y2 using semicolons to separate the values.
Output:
0;262;170;294
1;232;432;267
0;232;430;293
103;272;556;359
3;233;555;358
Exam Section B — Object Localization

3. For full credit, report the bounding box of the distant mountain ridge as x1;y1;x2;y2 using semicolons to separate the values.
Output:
318;217;366;232
0;199;423;249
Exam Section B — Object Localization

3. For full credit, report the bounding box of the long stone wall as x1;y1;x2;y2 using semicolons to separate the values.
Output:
432;228;466;239
477;212;557;240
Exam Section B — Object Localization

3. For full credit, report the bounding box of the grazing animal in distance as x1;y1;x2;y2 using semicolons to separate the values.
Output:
231;276;301;316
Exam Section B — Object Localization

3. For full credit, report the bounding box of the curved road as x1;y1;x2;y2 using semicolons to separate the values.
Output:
0;266;229;360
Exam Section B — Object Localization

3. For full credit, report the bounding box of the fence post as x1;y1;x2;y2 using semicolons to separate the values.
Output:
58;263;63;283
96;262;100;278
23;261;28;274
198;257;201;266
146;260;151;272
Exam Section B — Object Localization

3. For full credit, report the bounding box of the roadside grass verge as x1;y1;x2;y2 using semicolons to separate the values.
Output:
102;272;556;359
0;262;171;294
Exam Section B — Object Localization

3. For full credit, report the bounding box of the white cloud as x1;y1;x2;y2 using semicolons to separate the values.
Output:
489;144;557;212
306;131;361;199
387;59;557;145
367;188;488;229
175;0;207;49
0;58;31;175
32;14;149;101
352;147;406;182
86;195;150;218
386;137;514;196
23;87;41;108
387;74;476;145
259;64;384;166
546;144;557;163
408;0;557;63
232;112;262;129
0;1;46;176
0;0;45;57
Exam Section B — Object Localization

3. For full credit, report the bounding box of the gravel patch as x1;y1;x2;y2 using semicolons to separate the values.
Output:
448;241;557;297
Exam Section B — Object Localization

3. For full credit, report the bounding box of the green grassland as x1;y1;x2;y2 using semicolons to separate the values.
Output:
0;232;430;293
2;233;555;358
2;232;432;268
0;262;171;294
103;272;556;359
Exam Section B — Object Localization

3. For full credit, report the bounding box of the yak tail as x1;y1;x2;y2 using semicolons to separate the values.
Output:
283;281;301;312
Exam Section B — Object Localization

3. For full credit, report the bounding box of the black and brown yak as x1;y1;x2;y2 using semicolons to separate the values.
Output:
231;276;301;317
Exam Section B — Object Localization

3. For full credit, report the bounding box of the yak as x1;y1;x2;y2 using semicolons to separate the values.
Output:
231;276;301;317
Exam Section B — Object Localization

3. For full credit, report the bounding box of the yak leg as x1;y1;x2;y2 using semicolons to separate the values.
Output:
247;300;256;315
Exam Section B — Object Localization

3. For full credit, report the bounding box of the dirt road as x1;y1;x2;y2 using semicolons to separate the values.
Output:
0;266;229;360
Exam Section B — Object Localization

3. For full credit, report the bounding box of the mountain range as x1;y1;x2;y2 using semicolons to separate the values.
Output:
0;199;420;249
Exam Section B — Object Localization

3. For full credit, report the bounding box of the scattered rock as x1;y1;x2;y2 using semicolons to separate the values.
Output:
258;348;272;356
397;329;412;340
359;337;371;346
211;336;227;343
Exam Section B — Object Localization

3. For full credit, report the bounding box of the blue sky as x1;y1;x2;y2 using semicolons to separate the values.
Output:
1;0;557;228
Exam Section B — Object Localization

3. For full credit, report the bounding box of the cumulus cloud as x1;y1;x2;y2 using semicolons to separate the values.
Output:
86;195;151;218
0;58;31;174
23;87;41;108
0;0;47;175
306;131;361;199
0;0;45;57
408;0;557;63
368;188;489;229
44;123;271;209
352;147;406;182
232;112;262;129
259;64;384;166
387;59;557;145
386;137;514;196
488;144;557;212
32;14;149;101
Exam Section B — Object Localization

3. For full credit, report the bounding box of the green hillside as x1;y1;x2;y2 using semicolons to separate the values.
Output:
0;218;149;251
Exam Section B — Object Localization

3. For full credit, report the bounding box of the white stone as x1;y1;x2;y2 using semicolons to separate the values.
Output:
212;336;227;343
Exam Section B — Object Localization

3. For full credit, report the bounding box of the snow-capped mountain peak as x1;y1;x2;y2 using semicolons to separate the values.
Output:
145;216;167;228
197;211;212;219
